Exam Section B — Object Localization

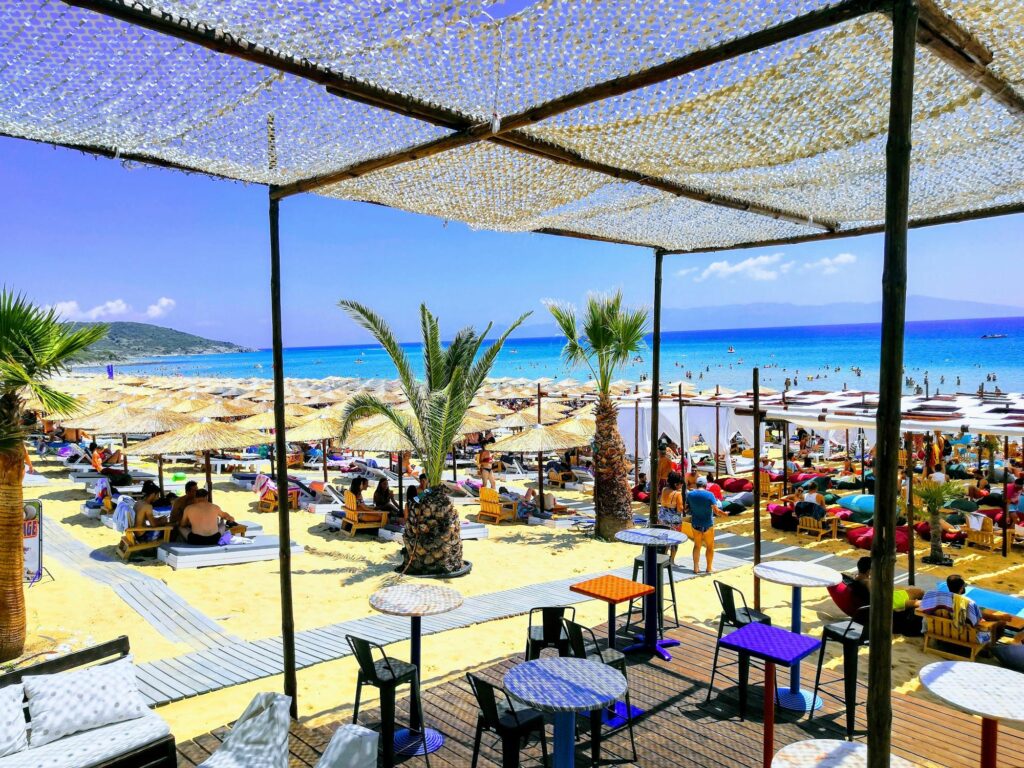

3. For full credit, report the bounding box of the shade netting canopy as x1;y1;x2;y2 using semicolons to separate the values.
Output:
2;0;1023;253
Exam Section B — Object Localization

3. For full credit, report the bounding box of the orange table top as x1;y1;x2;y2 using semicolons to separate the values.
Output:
570;574;655;604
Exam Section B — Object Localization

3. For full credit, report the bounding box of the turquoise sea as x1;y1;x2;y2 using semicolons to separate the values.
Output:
84;316;1024;395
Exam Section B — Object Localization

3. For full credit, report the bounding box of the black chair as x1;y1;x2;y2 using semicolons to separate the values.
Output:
564;619;637;763
810;604;870;739
525;606;575;660
705;580;772;704
346;634;428;767
466;673;548;768
624;524;679;633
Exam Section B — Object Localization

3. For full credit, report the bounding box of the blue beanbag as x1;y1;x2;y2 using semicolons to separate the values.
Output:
839;494;875;514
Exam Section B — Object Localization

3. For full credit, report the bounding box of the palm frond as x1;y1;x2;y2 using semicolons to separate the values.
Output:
338;393;422;457
420;305;445;391
339;300;423;414
465;312;531;398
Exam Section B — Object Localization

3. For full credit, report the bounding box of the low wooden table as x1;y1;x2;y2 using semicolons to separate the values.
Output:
570;574;654;651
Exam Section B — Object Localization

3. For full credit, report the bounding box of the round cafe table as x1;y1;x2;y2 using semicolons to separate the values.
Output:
505;657;626;768
772;739;918;767
920;660;1024;768
614;528;689;660
753;560;841;712
369;584;463;756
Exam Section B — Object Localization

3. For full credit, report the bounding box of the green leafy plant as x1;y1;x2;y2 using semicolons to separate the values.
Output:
913;479;965;565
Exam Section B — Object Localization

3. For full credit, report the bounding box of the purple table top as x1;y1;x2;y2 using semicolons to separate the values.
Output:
720;622;820;666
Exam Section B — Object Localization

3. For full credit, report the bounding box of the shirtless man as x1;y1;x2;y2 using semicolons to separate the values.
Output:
170;481;198;534
132;481;168;542
180;488;235;545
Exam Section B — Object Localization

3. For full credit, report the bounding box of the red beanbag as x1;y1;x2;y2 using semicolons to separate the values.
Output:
846;525;911;553
828;582;860;618
721;477;753;493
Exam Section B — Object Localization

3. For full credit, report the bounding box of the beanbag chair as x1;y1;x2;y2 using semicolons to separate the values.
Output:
824;492;839;505
846;525;911;553
994;644;1024;674
839;495;875;514
832;507;853;521
726;491;754;507
722;501;746;515
721;477;753;493
827;581;860;618
835;477;862;490
946;463;971;479
983;492;1004;508
945;498;978;513
768;504;797;531
790;472;822;484
914;520;965;543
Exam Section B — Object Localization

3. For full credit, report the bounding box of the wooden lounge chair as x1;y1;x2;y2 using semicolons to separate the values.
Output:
916;608;995;661
478;486;518;524
759;470;783;500
796;514;839;541
547;468;571;489
117;525;174;561
339;489;384;537
256;479;300;514
964;514;997;551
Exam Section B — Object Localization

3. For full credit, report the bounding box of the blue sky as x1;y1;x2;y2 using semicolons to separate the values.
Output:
2;137;1022;348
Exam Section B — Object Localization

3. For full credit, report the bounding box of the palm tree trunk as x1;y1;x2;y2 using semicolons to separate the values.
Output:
403;487;464;575
929;504;944;562
593;394;633;540
0;447;26;661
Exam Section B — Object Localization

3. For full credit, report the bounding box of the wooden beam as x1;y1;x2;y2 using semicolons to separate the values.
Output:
868;1;917;765
915;0;1024;117
661;201;1024;254
531;228;661;250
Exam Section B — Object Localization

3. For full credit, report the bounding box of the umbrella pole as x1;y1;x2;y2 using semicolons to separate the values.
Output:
322;439;328;484
158;455;164;496
633;400;639;487
269;444;276;476
1003;434;1010;558
752;368;762;610
398;455;404;515
122;432;128;473
204;450;213;501
905;433;915;586
538;450;545;513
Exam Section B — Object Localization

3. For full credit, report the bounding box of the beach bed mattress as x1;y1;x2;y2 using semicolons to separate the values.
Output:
158;535;300;569
377;521;489;542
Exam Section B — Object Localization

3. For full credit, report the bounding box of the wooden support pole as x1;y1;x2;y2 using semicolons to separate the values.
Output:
204;450;213;501
157;454;164;496
1003;434;1010;558
537;383;545;513
633;399;640;487
269;190;298;719
868;2;917;766
905;432;915;585
782;421;790;496
648;250;664;526
752;368;762;610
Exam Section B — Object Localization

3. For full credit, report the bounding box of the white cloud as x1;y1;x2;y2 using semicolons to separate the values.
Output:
145;297;176;319
675;267;698;278
801;252;857;275
693;253;793;283
50;299;131;321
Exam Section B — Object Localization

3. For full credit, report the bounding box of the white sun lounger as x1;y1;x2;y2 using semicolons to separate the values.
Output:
208;455;270;474
158;535;301;569
377;520;489;542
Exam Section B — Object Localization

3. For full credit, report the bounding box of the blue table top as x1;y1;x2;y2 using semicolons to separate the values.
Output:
504;658;626;713
615;528;689;546
936;583;1024;618
720;622;820;666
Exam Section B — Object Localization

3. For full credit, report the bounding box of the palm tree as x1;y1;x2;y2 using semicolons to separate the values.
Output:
980;434;1000;482
546;292;649;540
913;479;964;566
0;291;107;660
338;301;528;576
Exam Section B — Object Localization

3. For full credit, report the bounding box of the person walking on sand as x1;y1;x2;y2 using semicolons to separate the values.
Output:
687;476;727;573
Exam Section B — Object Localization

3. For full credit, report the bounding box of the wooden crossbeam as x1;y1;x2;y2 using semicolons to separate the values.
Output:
915;0;1024;117
64;0;862;230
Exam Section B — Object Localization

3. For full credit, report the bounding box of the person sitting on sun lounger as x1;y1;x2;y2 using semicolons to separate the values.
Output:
406;474;428;512
348;477;376;512
180;489;235;545
499;486;539;519
373;478;402;524
132;481;168;542
920;574;1012;643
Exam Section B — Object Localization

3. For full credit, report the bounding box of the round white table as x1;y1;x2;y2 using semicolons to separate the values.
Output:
614;528;689;660
920;660;1024;768
505;657;626;768
772;739;918;767
369;584;463;757
753;560;841;712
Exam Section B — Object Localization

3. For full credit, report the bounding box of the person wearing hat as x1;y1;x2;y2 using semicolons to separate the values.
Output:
688;476;726;573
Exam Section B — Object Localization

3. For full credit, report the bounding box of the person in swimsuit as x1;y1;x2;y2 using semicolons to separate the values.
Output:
478;442;495;489
132;481;168;542
349;477;375;511
373;478;402;524
658;471;684;527
688;476;726;573
180;489;235;545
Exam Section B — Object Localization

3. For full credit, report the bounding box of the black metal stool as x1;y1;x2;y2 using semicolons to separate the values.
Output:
809;605;870;739
705;580;772;704
525;606;575;660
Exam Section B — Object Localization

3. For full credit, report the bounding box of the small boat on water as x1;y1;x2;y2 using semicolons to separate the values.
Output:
981;334;1007;339
727;346;736;353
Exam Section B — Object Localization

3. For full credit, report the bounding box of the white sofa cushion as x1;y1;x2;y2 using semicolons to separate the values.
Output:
22;657;150;747
0;710;169;768
0;686;26;758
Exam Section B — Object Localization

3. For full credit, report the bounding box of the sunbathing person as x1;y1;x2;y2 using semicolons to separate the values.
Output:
499;486;539;519
180;489;235;545
131;482;168;542
373;478;402;524
920;574;1012;643
349;477;375;511
850;556;923;612
169;481;199;541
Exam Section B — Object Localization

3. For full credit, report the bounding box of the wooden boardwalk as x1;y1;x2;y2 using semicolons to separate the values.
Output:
178;620;1024;768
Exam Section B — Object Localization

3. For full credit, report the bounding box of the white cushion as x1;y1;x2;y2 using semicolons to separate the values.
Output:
0;711;169;768
22;657;150;747
0;686;26;758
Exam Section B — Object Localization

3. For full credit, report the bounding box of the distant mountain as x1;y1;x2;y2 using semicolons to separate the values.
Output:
511;295;1024;338
69;321;254;363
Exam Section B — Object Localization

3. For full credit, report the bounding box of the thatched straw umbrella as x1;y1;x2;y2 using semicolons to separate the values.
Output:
191;398;264;419
234;410;305;431
287;412;346;483
65;404;195;482
129;420;271;499
499;410;539;429
490;424;588;512
469;400;513;417
346;420;417;505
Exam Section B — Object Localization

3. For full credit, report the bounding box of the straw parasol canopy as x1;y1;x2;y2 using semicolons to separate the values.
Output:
459;412;495;435
191;398;264;419
234;410;305;430
287;412;345;443
345;419;416;453
490;424;587;453
552;414;596;440
168;395;220;413
65;404;196;434
498;410;539;429
127;419;272;456
536;401;570;422
468;400;513;417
